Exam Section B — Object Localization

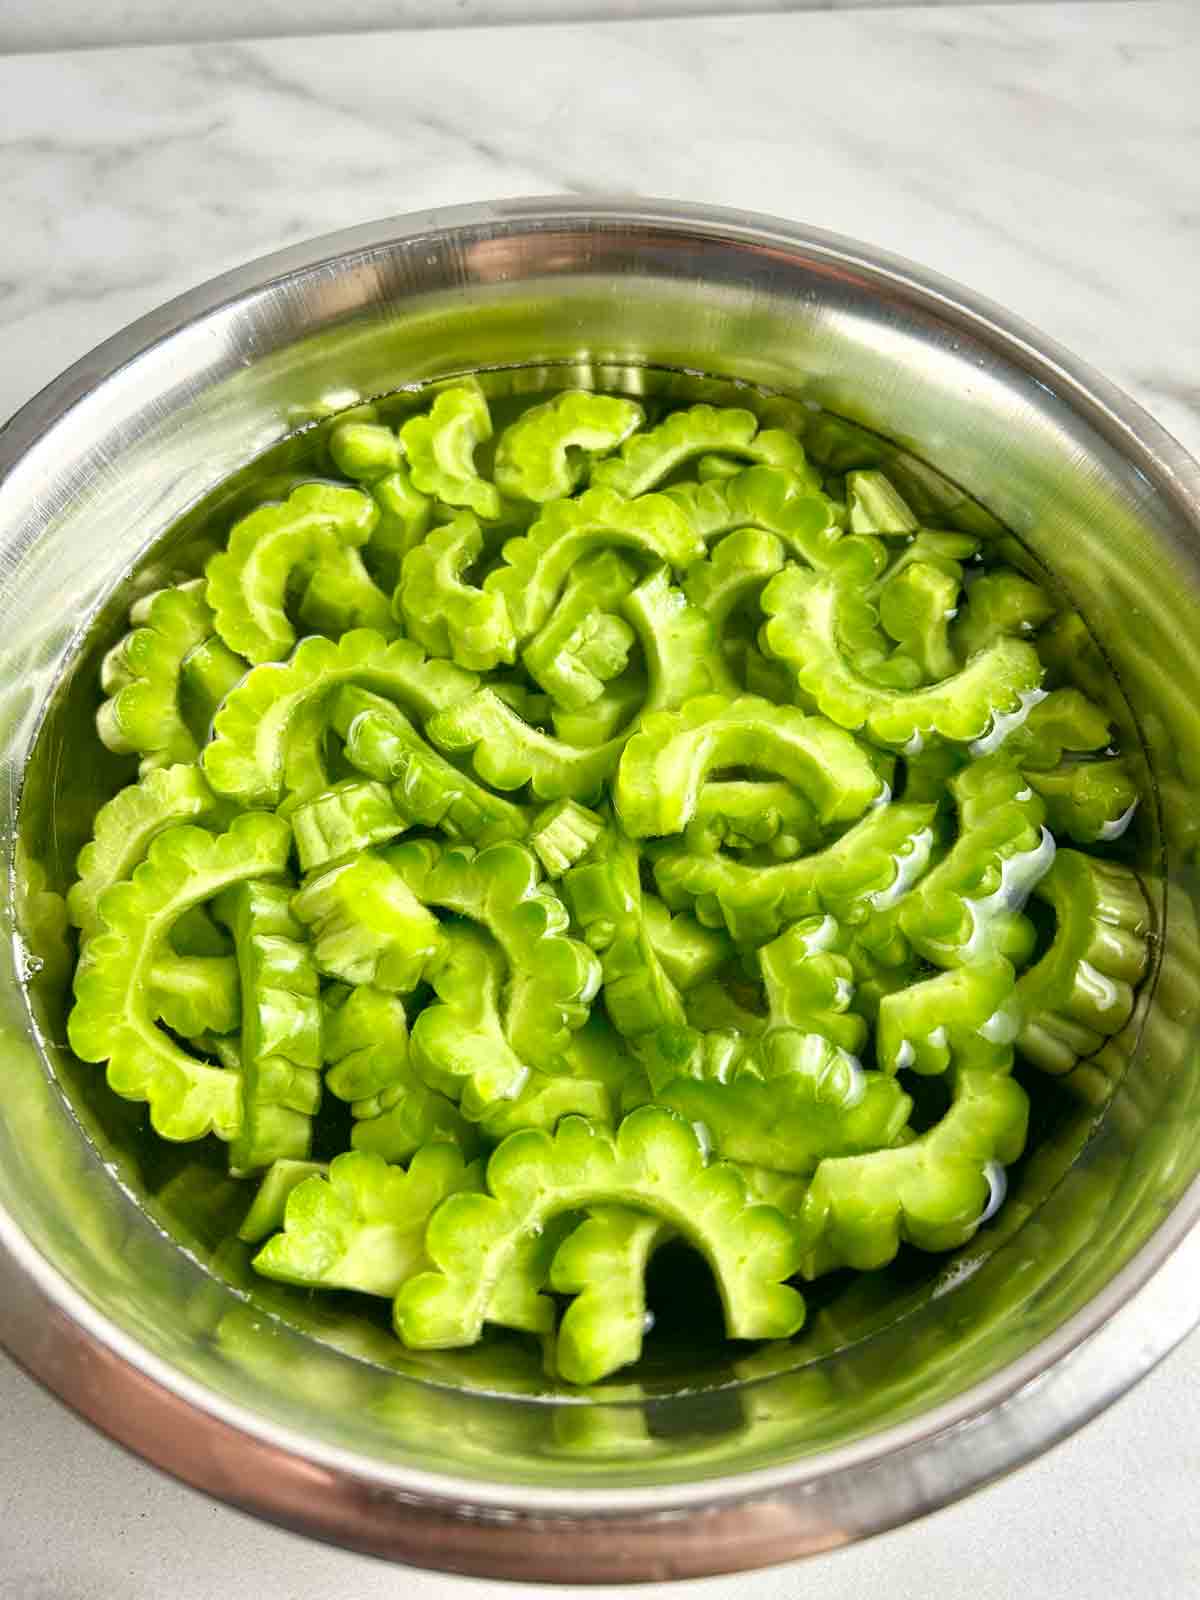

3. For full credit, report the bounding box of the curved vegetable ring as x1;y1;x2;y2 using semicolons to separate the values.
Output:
98;581;236;769
425;687;621;802
682;527;786;626
652;800;938;943
494;390;645;503
616;693;884;838
214;879;323;1174
761;567;1044;746
68;763;226;940
205;482;383;663
398;383;500;520
202;628;477;808
1011;851;1151;1075
642;896;731;992
68;813;292;1141
328;421;435;590
484;487;704;642
549;1207;674;1385
997;687;1112;768
393;1107;806;1348
397;513;518;672
590;405;816;498
253;1146;484;1296
620;565;739;709
388;837;601;1071
899;757;1054;969
668;465;873;576
795;1065;1030;1276
521;550;639;710
321;984;476;1163
655;1028;912;1176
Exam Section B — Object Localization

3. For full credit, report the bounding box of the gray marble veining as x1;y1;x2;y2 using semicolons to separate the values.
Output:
0;0;1146;58
0;3;1198;1598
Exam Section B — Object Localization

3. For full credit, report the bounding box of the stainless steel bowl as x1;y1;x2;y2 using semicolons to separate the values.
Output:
3;198;1200;1585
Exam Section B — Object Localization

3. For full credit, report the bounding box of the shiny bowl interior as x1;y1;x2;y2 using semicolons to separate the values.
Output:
3;199;1200;1583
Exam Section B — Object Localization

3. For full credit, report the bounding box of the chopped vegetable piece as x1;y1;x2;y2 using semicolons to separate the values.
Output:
494;390;644;503
399;383;501;520
398;512;517;671
530;798;605;877
253;1146;483;1295
239;1159;328;1243
68;813;292;1141
394;1108;806;1347
292;853;444;992
289;779;407;874
206;482;381;663
616;693;883;838
550;1206;674;1385
591;405;816;498
762;566;1044;746
846;470;920;536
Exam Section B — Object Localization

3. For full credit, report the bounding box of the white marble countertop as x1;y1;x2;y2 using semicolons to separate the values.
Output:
2;3;1199;1596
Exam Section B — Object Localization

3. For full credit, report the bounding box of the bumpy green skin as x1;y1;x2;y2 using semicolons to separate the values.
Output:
878;561;960;684
954;568;1056;660
550;672;643;748
68;814;292;1141
550;1206;673;1385
389;837;600;1074
290;780;402;873
292;853;444;992
98;581;236;770
521;550;638;709
407;922;536;1116
495;390;645;503
653;801;938;942
399;384;502;520
616;694;883;839
485;487;704;642
214;879;323;1174
1026;760;1139;843
846;470;919;536
322;983;476;1163
398;513;517;671
180;635;247;736
148;953;240;1038
656;1028;912;1176
591;405;817;498
529;798;605;877
205;483;383;663
762;567;1044;746
238;1159;328;1243
795;1066;1030;1276
668;465;871;576
899;757;1054;970
683;780;820;860
203;628;476;808
682;526;786;627
332;686;528;846
1010;851;1151;1074
759;916;868;1056
877;959;1016;1076
253;1146;484;1296
620;565;739;708
425;687;622;801
563;823;686;1040
68;764;226;940
393;1108;805;1348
